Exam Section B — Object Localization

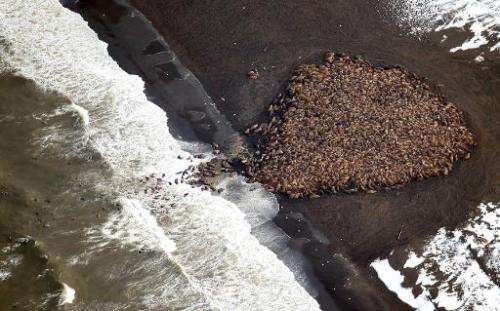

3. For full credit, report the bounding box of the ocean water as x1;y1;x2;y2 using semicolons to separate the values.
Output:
390;0;500;54
0;1;319;310
1;0;499;310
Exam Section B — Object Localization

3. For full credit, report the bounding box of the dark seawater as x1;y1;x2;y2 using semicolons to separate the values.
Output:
0;76;68;310
0;74;118;310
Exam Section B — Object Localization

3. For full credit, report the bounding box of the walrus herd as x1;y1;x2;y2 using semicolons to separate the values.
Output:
243;52;475;198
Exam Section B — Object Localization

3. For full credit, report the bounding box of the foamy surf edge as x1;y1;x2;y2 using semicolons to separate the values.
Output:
59;283;76;306
0;1;319;310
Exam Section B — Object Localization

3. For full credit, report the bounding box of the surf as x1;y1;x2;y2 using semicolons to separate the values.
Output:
0;0;320;309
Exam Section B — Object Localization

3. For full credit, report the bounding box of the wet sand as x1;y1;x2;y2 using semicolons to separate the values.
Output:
69;0;500;310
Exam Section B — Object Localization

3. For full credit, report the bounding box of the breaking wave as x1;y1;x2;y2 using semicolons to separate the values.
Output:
0;0;319;310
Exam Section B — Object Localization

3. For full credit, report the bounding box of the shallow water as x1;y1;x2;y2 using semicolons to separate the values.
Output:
0;1;321;310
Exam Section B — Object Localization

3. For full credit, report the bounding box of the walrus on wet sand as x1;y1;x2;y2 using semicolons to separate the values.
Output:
244;52;475;198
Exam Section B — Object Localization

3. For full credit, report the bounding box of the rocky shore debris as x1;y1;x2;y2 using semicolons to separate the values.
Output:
243;51;475;198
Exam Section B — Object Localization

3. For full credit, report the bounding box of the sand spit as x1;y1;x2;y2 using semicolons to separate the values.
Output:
244;52;475;198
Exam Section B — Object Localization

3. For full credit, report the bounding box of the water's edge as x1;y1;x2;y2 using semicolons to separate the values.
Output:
63;0;403;310
0;1;323;309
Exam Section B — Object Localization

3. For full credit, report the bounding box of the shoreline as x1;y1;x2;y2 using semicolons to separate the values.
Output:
1;1;324;308
66;1;403;309
66;0;500;310
126;0;500;263
65;1;343;309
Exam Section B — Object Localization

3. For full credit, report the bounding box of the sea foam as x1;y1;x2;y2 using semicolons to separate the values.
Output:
0;1;319;309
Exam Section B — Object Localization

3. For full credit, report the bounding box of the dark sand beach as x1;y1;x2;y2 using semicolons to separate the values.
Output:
65;0;500;309
123;0;499;260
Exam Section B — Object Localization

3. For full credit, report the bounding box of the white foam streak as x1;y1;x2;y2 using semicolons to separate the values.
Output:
97;199;177;254
70;103;90;128
59;283;76;306
0;270;10;281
